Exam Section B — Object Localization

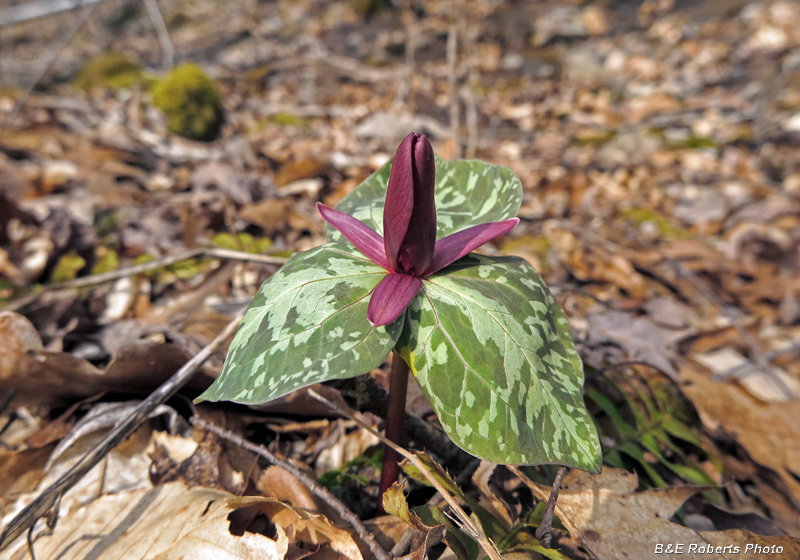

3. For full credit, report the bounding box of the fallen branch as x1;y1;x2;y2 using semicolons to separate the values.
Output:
190;416;391;560
142;0;174;69
2;0;100;127
0;310;245;552
3;247;287;312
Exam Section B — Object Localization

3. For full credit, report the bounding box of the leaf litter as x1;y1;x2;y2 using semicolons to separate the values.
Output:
1;0;800;557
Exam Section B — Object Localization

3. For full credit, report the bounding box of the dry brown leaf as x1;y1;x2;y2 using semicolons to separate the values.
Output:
1;483;288;560
257;465;324;513
524;468;800;559
0;311;192;404
0;447;51;511
472;461;515;529
680;364;800;523
230;496;365;560
693;348;800;403
239;198;291;234
586;309;690;382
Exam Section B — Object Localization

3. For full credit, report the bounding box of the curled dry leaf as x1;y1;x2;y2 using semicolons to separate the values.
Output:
0;311;195;404
586;309;691;383
693;348;800;403
679;364;800;523
0;483;288;560
382;481;446;560
521;467;800;560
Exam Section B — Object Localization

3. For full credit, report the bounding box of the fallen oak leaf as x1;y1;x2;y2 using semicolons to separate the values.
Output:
1;482;289;560
679;364;800;514
510;467;800;559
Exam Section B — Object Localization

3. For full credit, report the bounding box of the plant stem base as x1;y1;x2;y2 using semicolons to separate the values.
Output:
377;352;409;514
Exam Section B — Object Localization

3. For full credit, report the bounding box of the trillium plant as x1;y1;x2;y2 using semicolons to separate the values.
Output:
198;133;601;503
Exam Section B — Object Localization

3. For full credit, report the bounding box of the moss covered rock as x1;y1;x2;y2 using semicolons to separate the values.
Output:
151;63;224;141
75;52;145;93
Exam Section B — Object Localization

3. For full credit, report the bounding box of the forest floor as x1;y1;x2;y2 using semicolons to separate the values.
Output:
1;0;800;558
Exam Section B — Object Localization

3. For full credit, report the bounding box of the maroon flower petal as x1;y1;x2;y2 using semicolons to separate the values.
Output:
384;133;436;276
367;273;423;327
426;218;519;275
317;202;391;271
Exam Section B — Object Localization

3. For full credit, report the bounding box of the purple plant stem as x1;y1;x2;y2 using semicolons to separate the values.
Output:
377;352;410;514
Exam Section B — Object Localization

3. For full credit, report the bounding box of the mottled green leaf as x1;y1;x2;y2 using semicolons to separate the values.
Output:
396;254;602;471
327;156;522;242
197;244;402;405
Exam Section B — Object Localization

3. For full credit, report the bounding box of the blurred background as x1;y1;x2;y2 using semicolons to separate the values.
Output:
1;0;800;553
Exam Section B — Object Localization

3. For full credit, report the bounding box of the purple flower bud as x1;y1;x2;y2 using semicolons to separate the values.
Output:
318;132;519;326
383;133;436;277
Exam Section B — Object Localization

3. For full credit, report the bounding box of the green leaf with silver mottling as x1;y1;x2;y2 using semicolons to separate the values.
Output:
396;254;602;472
197;244;402;405
327;156;522;242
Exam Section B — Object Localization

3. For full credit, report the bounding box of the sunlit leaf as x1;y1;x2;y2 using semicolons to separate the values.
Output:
396;254;601;471
327;156;522;242
197;244;402;404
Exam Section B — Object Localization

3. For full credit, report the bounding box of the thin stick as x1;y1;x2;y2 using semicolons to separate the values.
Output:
462;11;478;159
2;0;99;127
0;310;244;552
190;416;391;560
3;247;287;312
308;389;504;560
534;466;567;548
142;0;174;69
378;353;409;514
0;0;106;26
446;23;461;159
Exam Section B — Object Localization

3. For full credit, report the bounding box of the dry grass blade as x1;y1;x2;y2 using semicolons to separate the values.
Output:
307;388;504;560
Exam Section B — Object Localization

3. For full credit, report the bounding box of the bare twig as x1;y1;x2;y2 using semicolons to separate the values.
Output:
190;416;391;560
307;389;504;560
446;23;461;159
0;0;106;26
3;247;287;312
461;10;478;158
392;0;416;112
2;0;99;127
534;466;567;548
0;311;244;552
142;0;174;69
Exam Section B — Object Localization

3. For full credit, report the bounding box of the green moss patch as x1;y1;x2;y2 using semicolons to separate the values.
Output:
622;207;690;239
151;63;224;141
75;52;146;93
